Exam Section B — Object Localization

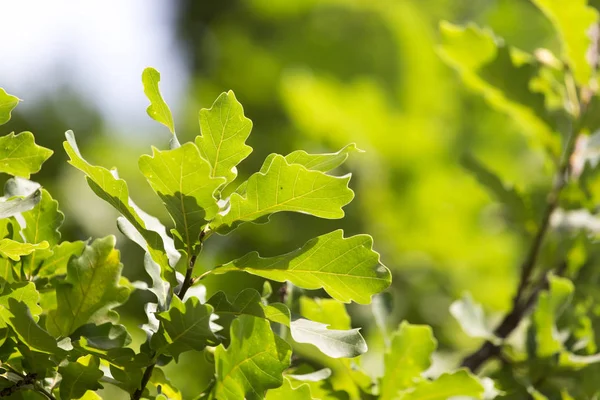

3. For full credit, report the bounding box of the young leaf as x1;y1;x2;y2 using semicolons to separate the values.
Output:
155;295;217;360
196;90;253;188
289;318;367;359
211;230;390;304
143;253;170;311
0;282;43;318
265;378;315;400
0;88;19;125
0;132;53;178
36;240;86;278
214;315;292;400
71;322;131;350
58;355;104;400
149;368;182;400
397;370;484;400
138;143;225;252
0;239;48;261
142;67;178;145
211;156;354;234
380;321;437;400
450;292;497;342
533;274;574;357
64;130;175;285
0;188;42;219
21;188;63;246
1;298;59;354
46;236;131;337
531;0;598;86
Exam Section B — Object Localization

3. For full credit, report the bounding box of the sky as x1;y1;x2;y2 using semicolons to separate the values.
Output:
0;0;188;131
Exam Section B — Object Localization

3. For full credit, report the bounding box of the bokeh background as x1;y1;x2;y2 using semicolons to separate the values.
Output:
1;0;564;396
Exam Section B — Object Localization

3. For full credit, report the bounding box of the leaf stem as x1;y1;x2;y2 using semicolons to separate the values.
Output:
131;361;155;400
461;120;581;372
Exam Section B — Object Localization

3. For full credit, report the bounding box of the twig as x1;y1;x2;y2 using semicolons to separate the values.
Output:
461;124;580;372
131;361;155;400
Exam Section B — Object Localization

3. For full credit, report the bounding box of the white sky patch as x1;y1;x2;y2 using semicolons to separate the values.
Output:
0;0;187;132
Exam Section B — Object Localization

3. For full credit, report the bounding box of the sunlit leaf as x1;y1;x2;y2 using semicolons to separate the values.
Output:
211;230;390;304
142;67;178;145
1;299;58;354
0;239;48;261
397;370;485;400
196;90;253;188
46;236;130;337
150;367;182;400
0;88;19;125
531;0;598;85
290;318;367;359
265;378;315;400
58;355;103;400
139;143;225;252
36;240;86;278
214;315;292;400
380;321;437;399
64;130;175;285
0;188;41;219
0;132;53;178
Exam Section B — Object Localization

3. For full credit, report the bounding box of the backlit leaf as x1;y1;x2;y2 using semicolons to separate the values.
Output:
265;378;315;400
396;370;484;400
0;188;41;219
36;240;86;278
0;88;19;125
0;239;48;261
289;318;367;359
0;132;53;178
58;355;103;400
139;143;225;252
196;91;253;188
214;315;292;400
142;67;177;144
211;230;390;304
46;236;130;337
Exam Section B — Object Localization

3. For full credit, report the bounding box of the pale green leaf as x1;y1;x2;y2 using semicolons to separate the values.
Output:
290;318;367;359
300;297;351;330
0;188;41;219
450;292;497;342
533;274;574;357
211;230;390;304
58;355;103;400
149;367;182;400
21;188;63;246
0;239;48;261
214;315;292;400
46;236;131;337
397;370;485;400
0;132;53;178
142;67;177;143
265;378;315;400
531;0;598;85
0;88;19;125
212;156;354;234
64;130;175;285
36;240;86;278
196;90;253;188
380;321;437;400
0;282;42;318
139;143;225;252
156;295;217;360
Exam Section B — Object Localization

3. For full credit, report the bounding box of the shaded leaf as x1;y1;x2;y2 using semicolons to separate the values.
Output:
0;132;53;178
139;143;225;252
0;282;42;318
380;321;437;399
0;89;19;125
289;318;367;359
196;91;253;188
212;230;390;304
71;322;131;350
0;240;48;262
214;315;292;400
450;292;497;342
20;188;63;246
64;130;175;285
46;236;130;337
1;299;58;354
58;355;103;400
36;241;86;279
142;67;177;145
531;0;598;85
396;370;484;400
212;156;354;234
156;295;217;360
150;367;182;400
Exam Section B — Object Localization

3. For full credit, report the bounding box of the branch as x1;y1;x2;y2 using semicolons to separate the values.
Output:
461;125;580;372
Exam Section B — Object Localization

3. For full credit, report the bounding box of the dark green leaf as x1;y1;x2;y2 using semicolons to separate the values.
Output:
58;355;103;399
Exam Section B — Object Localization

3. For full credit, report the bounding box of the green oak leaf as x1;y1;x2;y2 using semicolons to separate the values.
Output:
211;156;354;234
1;298;58;354
450;292;497;342
380;322;437;400
237;144;362;195
533;274;574;357
0;132;53;178
58;355;104;400
289;318;367;359
438;22;558;153
64;130;175;285
214;315;292;400
211;230;390;304
142;67;178;146
196;90;253;188
531;0;598;86
36;240;86;278
71;322;131;350
155;295;217;360
149;368;182;400
21;188;63;246
300;297;351;331
0;188;42;219
0;257;18;283
139;143;225;252
397;370;484;400
143;253;170;311
0;282;42;318
0;88;19;125
0;239;48;261
265;378;315;400
46;236;130;337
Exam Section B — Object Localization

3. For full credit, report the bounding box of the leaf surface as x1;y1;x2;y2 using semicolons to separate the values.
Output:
0;132;53;178
58;355;103;400
0;188;42;219
214;315;292;400
212;230;390;304
289;318;367;359
0;88;19;125
196;91;253;187
0;239;48;261
265;378;315;400
142;67;177;142
396;370;484;400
